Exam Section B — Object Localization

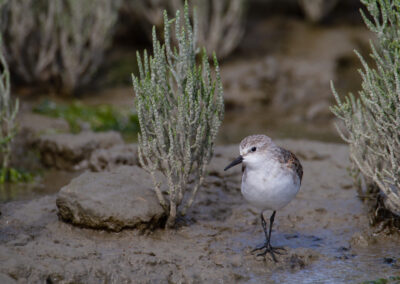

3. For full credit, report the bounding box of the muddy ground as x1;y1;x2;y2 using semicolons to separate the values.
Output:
1;140;399;283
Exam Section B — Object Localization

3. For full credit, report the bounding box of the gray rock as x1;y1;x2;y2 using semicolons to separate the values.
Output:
12;113;70;169
56;166;166;231
89;144;139;172
17;112;70;145
221;56;278;107
37;131;123;171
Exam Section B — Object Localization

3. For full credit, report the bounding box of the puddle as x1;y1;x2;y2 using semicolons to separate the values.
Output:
0;170;80;203
272;245;400;283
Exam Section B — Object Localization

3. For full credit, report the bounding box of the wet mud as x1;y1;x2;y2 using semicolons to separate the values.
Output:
0;140;399;283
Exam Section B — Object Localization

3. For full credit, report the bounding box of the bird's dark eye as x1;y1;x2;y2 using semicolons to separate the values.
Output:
251;147;257;152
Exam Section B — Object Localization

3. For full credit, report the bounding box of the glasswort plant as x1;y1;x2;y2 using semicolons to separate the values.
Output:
0;0;120;93
132;2;224;227
0;35;19;181
331;0;400;216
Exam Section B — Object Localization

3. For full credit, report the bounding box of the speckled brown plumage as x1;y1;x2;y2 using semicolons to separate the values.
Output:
277;147;303;183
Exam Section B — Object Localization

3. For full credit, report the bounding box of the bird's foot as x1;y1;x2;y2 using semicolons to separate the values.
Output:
251;243;268;253
252;244;286;262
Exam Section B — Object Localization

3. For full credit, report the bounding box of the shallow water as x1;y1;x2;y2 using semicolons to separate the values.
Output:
0;170;79;203
273;247;399;283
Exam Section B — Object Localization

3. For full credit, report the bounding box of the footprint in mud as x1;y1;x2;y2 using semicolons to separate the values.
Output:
335;246;356;260
288;254;306;270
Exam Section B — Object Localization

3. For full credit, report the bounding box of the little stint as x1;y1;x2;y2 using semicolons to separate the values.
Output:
224;134;303;262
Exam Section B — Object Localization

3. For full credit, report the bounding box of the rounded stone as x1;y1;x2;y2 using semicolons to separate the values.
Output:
56;166;166;231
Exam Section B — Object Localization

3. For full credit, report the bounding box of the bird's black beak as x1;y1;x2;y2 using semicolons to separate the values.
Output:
224;155;243;171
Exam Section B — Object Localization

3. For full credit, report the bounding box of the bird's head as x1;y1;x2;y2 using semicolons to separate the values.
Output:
224;134;276;171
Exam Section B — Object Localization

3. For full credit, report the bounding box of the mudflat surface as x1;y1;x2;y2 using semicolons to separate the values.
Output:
0;140;399;283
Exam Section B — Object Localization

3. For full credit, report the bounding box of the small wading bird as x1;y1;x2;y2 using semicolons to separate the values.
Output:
224;134;303;262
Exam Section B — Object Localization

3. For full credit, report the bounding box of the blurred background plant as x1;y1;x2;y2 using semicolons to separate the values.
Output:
0;35;32;183
123;0;246;59
298;0;339;22
0;0;121;94
133;3;224;227
34;100;139;138
57;0;121;93
1;0;59;85
331;0;400;222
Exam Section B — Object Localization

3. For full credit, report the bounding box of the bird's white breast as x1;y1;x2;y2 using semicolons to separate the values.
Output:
241;159;300;211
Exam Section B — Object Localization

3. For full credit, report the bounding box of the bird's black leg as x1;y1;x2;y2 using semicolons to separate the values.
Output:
267;211;276;247
252;211;286;262
251;212;269;252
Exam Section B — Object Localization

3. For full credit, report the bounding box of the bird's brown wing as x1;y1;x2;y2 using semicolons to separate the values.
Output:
278;147;303;183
